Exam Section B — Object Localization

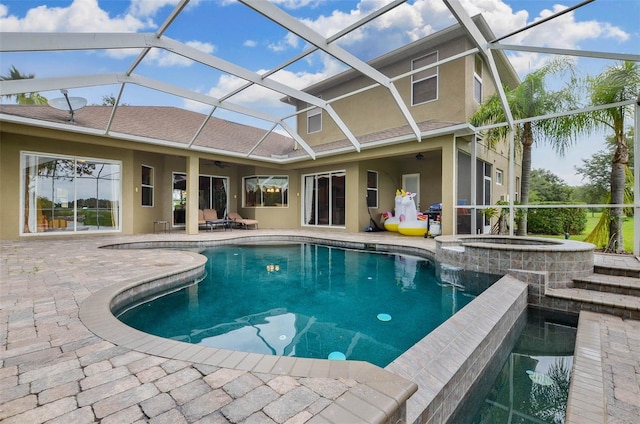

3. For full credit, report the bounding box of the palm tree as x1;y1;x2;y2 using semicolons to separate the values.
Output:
470;58;583;235
0;65;48;105
583;61;639;252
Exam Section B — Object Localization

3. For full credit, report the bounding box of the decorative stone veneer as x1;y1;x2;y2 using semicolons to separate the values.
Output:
435;235;594;287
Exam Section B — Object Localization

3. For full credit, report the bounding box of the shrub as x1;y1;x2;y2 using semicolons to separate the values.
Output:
527;203;587;235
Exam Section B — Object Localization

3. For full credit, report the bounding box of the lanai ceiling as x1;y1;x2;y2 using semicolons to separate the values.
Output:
0;0;638;164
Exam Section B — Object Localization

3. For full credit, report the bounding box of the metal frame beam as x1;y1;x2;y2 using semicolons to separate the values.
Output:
491;44;640;62
443;0;514;129
238;0;422;141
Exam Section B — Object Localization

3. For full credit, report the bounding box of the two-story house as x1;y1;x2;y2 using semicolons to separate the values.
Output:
0;15;519;240
285;14;520;236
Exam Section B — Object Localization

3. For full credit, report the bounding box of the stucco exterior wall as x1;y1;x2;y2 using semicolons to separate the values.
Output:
297;36;479;145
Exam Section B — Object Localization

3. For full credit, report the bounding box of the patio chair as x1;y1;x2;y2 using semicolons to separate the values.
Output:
203;208;218;222
201;209;229;230
227;212;259;229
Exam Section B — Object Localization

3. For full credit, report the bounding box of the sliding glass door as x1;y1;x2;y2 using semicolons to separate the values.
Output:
172;173;228;226
303;171;345;227
21;152;121;235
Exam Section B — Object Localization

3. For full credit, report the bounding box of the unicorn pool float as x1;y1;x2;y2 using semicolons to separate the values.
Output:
382;189;405;232
383;189;429;236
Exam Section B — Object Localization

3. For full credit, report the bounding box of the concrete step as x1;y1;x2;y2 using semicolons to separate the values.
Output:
545;287;640;319
572;274;640;297
593;254;640;278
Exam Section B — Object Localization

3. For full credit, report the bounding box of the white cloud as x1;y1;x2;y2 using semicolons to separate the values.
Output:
146;40;216;67
128;0;202;18
270;0;323;10
244;40;258;47
0;0;153;32
505;4;627;48
128;0;178;17
268;32;300;52
186;54;343;118
266;0;629;75
492;4;629;76
0;0;217;65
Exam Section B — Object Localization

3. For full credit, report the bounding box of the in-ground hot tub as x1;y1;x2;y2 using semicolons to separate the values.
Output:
435;235;595;289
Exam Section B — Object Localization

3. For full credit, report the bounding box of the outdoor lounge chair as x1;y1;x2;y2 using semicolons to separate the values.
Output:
227;212;258;229
198;209;220;227
200;209;232;230
203;208;218;222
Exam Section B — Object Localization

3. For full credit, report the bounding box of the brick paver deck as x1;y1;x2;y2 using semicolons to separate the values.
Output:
2;230;639;423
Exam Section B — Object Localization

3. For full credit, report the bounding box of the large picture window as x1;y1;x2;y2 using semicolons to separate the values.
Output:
21;152;121;235
412;51;438;105
243;176;288;207
303;171;345;227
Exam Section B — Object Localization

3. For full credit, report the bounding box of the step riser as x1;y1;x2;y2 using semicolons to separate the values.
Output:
594;266;640;279
573;280;640;297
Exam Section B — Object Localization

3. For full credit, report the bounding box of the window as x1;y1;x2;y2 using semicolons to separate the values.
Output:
366;171;378;208
473;55;483;103
21;152;121;235
412;52;438;105
141;165;154;207
303;171;345;227
307;105;321;133
496;169;503;185
243;176;289;207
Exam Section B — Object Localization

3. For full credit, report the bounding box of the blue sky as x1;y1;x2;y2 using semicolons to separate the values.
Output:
1;0;638;184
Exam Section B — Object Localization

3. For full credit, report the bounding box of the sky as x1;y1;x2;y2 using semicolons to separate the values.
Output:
0;0;638;185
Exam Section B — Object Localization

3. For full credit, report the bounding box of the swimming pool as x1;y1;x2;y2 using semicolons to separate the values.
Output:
118;243;499;367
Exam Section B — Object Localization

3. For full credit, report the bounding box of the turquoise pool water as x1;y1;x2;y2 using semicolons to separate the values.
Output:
118;243;498;367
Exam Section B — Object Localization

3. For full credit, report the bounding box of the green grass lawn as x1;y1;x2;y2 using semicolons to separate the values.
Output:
543;212;634;252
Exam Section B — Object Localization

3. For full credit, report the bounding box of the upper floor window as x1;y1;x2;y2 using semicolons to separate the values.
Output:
243;176;289;207
307;103;322;134
474;55;483;103
366;170;378;208
412;52;438;105
141;165;154;207
496;169;503;186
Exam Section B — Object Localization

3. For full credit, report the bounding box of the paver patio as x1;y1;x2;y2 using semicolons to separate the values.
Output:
1;230;639;423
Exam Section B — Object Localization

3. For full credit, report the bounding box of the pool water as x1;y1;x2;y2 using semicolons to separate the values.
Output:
465;308;578;424
118;243;498;367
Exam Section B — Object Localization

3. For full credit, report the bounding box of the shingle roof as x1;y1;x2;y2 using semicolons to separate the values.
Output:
0;105;298;158
1;104;464;161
